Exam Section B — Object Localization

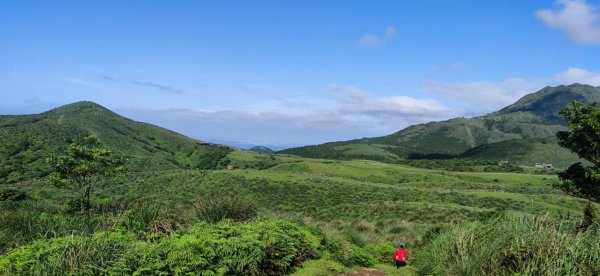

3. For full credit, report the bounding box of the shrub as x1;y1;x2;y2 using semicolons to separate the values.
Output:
364;243;395;263
0;189;28;202
0;219;323;275
414;214;600;275
194;194;257;223
350;245;377;267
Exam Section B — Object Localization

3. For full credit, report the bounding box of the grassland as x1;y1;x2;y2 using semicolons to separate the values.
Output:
2;148;597;274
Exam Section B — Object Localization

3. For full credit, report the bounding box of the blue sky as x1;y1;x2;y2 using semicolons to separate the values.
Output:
2;0;600;148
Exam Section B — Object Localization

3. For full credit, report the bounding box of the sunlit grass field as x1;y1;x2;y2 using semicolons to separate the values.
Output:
1;150;597;274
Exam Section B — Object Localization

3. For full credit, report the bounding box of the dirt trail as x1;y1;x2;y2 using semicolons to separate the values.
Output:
346;267;387;276
345;266;417;276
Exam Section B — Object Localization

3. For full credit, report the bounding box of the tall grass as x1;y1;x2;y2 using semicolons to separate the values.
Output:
194;194;257;223
0;219;325;275
414;214;600;275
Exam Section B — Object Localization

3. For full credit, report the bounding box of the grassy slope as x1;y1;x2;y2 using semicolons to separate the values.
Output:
2;149;596;274
460;136;583;168
0;101;232;183
280;84;600;167
1;102;598;274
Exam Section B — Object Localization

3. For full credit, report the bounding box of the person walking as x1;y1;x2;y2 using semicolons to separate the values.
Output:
392;242;409;269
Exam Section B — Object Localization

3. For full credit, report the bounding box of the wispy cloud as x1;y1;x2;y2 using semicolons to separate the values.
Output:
356;25;398;48
536;0;600;44
385;25;397;40
101;75;122;82
357;35;384;48
131;80;184;94
100;74;184;94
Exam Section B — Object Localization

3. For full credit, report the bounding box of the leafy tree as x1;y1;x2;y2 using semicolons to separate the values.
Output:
556;102;600;202
48;136;125;212
580;201;598;231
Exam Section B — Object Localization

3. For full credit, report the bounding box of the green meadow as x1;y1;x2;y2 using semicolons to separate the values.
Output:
2;149;597;275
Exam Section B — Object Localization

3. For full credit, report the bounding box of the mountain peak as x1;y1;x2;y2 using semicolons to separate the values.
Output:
45;101;114;116
493;84;600;122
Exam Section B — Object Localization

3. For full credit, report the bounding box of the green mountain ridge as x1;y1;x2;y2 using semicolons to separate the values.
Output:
280;84;600;167
0;101;232;183
248;146;274;154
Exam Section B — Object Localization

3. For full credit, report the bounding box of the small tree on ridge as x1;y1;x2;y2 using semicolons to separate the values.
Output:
49;135;125;212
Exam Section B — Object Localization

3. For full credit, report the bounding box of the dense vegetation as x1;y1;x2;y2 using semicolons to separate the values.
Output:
399;159;524;173
281;84;600;167
1;99;599;275
415;214;599;275
248;146;275;154
0;101;232;184
556;102;600;201
0;219;330;275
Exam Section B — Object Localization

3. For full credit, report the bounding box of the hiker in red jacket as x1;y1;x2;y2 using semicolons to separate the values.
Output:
392;242;409;268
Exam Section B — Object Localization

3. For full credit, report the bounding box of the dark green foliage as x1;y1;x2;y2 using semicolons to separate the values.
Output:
0;189;28;201
194;194;257;223
557;102;600;167
350;245;377;267
580;201;598;231
461;137;582;168
49;135;125;212
557;101;600;201
400;158;524;173
0;101;232;184
248;146;274;154
557;163;600;201
0;219;323;275
364;243;395;263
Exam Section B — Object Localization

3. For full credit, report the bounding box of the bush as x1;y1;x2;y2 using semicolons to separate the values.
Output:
414;214;600;275
0;189;28;201
194;194;257;223
0;219;323;275
350;245;377;267
364;243;395;263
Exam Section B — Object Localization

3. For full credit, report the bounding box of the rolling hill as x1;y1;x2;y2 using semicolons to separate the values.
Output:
248;145;274;154
0;101;232;183
1;100;597;275
280;84;600;167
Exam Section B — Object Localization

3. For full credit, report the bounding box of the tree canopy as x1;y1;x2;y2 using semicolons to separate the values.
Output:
48;135;125;212
556;102;600;202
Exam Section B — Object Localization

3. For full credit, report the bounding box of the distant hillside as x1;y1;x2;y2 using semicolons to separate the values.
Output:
459;137;582;168
0;101;232;183
280;84;600;167
248;146;274;154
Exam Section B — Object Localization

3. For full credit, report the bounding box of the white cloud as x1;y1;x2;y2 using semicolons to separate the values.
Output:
357;25;398;48
329;84;449;119
116;67;600;146
385;25;397;39
357;35;384;48
118;84;453;146
536;0;600;44
556;67;600;85
422;78;547;114
422;66;600;115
